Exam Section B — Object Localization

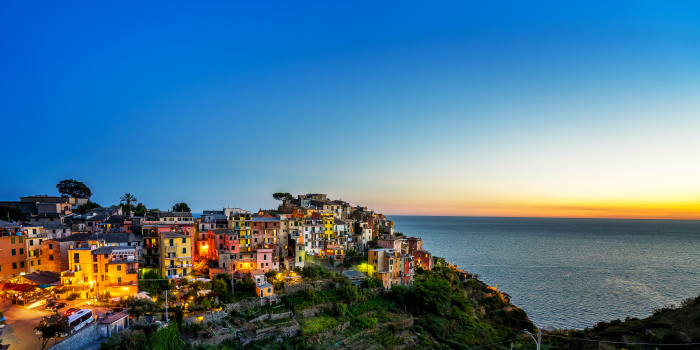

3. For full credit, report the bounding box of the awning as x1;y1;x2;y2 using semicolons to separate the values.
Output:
0;283;35;292
37;284;53;289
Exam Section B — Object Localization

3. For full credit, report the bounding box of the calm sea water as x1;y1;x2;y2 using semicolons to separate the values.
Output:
390;216;700;330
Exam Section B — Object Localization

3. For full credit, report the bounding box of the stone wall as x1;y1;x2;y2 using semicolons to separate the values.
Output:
48;323;101;350
269;311;293;320
283;281;324;294
224;297;262;312
249;314;270;323
182;310;229;325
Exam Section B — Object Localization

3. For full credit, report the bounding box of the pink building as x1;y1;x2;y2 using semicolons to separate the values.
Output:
378;234;402;251
405;237;423;254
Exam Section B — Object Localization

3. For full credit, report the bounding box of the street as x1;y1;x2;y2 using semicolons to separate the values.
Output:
0;299;110;350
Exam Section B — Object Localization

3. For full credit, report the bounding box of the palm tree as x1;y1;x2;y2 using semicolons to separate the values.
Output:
120;193;138;207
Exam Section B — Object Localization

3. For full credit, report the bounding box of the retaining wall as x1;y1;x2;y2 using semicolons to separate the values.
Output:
47;323;101;350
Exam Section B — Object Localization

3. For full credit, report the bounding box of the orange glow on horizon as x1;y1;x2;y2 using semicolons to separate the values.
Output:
368;197;700;220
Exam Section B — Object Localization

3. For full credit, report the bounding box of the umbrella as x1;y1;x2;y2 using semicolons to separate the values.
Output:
37;284;53;289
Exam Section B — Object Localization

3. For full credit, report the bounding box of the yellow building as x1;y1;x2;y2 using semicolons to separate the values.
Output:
322;213;334;240
62;243;138;298
159;232;192;279
24;223;46;273
229;213;252;252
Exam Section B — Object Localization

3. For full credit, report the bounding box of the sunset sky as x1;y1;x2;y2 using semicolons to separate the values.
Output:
1;2;699;219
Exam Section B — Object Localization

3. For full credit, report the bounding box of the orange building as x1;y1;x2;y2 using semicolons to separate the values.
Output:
0;221;28;278
61;243;138;298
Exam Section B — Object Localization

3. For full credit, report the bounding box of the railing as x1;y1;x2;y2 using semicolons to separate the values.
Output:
126;269;138;274
107;281;137;286
165;246;177;253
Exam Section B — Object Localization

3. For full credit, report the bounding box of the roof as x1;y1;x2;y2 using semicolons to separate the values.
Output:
0;220;20;228
35;222;69;230
209;228;235;235
334;218;347;225
88;232;140;243
251;217;280;222
91;246;137;255
52;232;92;242
162;232;189;239
159;211;193;218
21;271;61;285
104;215;125;224
341;269;364;279
86;212;110;221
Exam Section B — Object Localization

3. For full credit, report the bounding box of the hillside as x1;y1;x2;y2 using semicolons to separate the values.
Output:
540;295;700;350
181;265;535;350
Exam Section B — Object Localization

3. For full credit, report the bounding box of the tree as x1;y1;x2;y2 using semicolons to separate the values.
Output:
272;192;294;202
66;292;80;307
138;270;170;296
0;206;23;222
172;202;190;212
76;200;101;214
56;179;92;199
35;314;71;350
117;297;158;320
120;193;138;207
134;203;147;216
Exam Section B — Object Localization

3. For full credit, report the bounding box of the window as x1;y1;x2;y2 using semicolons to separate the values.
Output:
13;263;17;269
105;264;109;273
38;260;41;265
263;254;267;260
11;249;16;256
183;268;187;274
32;229;37;235
19;248;24;255
182;238;186;244
118;277;122;283
92;255;97;262
31;261;34;266
74;253;80;263
182;248;187;254
20;261;24;268
10;237;15;244
19;237;23;243
29;240;34;246
169;239;174;246
39;239;42;244
93;264;98;273
49;244;53;249
49;255;54;261
117;265;122;271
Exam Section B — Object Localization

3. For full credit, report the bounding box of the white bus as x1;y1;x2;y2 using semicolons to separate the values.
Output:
66;309;93;333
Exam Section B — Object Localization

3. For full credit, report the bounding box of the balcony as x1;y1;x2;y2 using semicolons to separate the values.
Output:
165;246;177;253
245;226;251;230
107;281;137;287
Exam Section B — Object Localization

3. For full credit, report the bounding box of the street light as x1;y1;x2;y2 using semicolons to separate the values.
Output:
524;329;541;350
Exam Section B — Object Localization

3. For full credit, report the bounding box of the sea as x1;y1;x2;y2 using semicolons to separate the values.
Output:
390;216;700;330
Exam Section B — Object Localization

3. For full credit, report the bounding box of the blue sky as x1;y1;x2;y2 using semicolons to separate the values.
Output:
1;2;699;217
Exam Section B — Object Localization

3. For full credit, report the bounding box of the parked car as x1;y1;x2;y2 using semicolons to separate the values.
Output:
46;302;67;311
64;308;80;316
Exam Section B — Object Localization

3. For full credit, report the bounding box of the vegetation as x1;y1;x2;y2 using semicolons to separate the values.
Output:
0;205;23;221
77;200;101;214
272;192;294;202
56;179;92;199
35;314;71;350
172;202;191;212
134;203;147;216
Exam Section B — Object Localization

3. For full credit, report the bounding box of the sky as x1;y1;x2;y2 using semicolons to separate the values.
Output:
1;1;699;219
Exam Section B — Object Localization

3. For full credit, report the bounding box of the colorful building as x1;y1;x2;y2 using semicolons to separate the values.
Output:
62;243;138;298
0;220;28;278
413;249;432;270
